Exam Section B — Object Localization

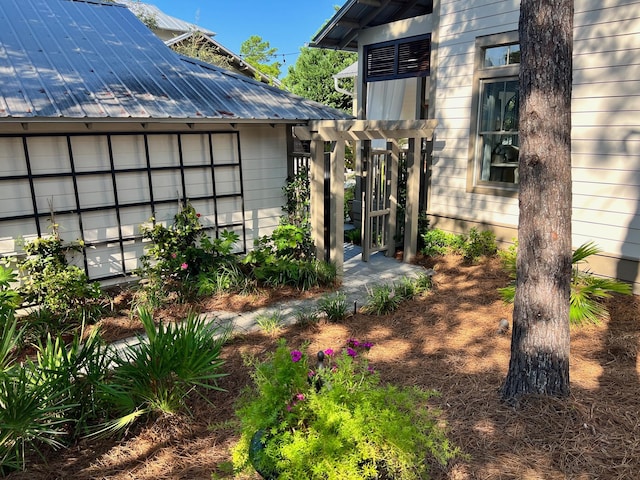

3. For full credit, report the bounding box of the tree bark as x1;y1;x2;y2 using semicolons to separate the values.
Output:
501;0;574;402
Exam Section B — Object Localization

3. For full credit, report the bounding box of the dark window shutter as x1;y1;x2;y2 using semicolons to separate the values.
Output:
366;45;395;79
398;37;430;75
364;34;431;82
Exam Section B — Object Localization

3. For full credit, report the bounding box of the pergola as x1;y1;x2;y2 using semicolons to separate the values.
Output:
294;119;438;276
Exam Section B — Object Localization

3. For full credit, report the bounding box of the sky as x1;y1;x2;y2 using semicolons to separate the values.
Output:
147;0;341;74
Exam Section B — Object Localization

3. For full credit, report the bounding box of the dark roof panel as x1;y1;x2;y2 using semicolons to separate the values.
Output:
312;0;433;51
0;0;351;121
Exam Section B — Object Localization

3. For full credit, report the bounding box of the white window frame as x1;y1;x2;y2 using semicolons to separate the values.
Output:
466;31;520;197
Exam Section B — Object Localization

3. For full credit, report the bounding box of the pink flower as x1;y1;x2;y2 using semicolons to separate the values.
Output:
296;393;305;401
196;213;201;218
181;262;188;270
323;348;334;357
171;253;177;259
291;350;302;363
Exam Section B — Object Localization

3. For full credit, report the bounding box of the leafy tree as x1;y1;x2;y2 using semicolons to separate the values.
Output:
170;32;233;70
501;0;574;402
240;35;281;82
283;47;357;112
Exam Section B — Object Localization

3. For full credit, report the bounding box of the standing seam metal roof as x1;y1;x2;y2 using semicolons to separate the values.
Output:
0;0;352;121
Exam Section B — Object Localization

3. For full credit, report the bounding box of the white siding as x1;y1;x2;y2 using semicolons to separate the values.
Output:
0;124;290;281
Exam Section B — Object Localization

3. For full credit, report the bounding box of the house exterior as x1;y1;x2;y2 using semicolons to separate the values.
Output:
312;0;640;292
0;0;350;284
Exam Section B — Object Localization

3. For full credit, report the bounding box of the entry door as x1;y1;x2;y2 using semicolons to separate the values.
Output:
362;141;399;261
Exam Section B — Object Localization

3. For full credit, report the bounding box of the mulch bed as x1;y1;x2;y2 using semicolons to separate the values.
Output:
7;254;640;479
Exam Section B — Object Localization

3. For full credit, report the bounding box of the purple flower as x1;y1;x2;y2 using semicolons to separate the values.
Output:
290;350;302;363
347;338;360;348
308;370;316;378
362;342;374;350
323;348;334;357
296;393;305;401
347;347;357;358
368;366;376;374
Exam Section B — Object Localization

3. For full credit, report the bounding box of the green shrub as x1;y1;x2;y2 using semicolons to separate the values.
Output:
233;340;460;479
362;283;401;315
498;241;632;325
459;227;498;263
96;308;230;435
18;233;103;327
317;292;348;322
420;229;462;257
138;202;240;304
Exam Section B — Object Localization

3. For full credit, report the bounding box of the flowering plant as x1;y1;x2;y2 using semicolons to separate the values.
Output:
233;338;459;479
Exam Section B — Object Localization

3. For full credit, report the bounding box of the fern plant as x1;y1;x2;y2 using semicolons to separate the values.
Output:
499;241;632;325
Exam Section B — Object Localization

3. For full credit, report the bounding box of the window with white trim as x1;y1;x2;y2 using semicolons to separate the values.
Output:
470;32;520;192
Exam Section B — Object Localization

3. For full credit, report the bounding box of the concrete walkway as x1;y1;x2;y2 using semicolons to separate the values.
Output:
110;244;429;354
207;243;428;334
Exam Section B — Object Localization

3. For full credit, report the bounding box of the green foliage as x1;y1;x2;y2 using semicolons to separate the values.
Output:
344;184;355;220
294;307;320;326
169;32;233;70
239;35;281;82
0;365;70;474
18;231;102;327
459;227;498;263
137;203;240;305
282;167;311;231
420;228;463;257
255;311;285;335
30;327;113;439
344;227;361;245
498;241;632;325
361;283;401;315
421;227;497;263
233;340;459;479
283;47;357;112
243;224;334;291
0;264;21;316
317;292;348;322
97;308;230;434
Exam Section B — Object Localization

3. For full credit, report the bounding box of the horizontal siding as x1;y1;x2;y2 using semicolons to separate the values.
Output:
428;0;640;289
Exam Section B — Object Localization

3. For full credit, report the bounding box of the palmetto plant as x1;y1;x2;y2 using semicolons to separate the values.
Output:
499;241;632;325
96;308;230;436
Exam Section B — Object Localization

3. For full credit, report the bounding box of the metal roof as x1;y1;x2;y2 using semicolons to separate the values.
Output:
115;0;215;38
311;0;433;51
0;0;351;122
165;32;282;87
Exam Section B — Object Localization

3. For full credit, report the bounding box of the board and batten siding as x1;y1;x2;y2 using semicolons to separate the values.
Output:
0;123;288;282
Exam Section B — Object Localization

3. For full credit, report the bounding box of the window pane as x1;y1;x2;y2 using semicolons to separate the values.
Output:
484;44;520;67
477;79;519;185
479;80;519;132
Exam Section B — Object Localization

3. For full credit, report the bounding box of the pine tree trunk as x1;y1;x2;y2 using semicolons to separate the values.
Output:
501;0;574;402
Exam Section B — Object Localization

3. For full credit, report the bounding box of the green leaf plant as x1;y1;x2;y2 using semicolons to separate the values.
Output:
498;241;632;325
95;308;230;436
233;339;460;479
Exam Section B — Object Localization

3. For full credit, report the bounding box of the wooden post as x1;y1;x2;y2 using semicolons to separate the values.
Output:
387;140;399;258
310;138;325;261
330;140;345;277
403;137;420;262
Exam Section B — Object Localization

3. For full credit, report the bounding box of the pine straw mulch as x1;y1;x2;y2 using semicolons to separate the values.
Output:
8;254;640;480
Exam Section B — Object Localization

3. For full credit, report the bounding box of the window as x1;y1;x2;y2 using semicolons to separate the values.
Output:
364;34;431;82
468;32;520;193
